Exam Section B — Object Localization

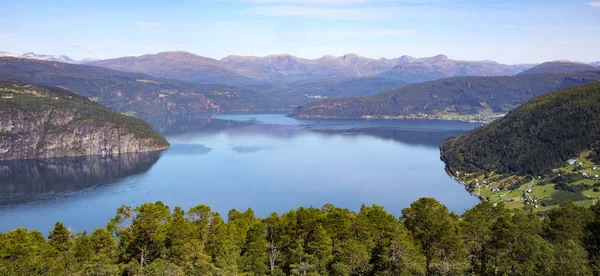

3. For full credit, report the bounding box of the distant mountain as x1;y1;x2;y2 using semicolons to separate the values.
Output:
88;51;533;86
87;51;261;86
252;76;407;100
289;69;600;119
220;53;396;82
518;61;596;75
377;55;530;83
0;52;75;63
0;57;300;117
222;53;531;83
0;80;169;160
591;61;600;67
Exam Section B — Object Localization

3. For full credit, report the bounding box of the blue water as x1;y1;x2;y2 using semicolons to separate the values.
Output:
0;114;481;234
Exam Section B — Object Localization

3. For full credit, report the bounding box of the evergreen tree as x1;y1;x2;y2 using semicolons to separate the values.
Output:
48;221;74;274
306;224;333;275
241;221;269;275
401;198;457;275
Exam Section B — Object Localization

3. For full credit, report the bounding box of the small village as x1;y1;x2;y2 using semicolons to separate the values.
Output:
453;153;600;212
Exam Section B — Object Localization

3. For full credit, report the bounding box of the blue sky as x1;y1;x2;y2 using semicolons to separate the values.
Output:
0;0;598;64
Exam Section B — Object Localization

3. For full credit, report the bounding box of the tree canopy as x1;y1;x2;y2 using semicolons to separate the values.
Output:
2;198;600;275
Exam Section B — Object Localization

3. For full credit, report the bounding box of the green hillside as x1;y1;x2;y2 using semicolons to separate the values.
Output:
440;82;600;209
289;70;600;120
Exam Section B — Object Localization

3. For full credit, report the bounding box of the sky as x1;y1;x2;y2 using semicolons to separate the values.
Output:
0;0;599;64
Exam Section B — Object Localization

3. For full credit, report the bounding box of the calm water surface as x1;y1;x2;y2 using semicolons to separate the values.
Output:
0;114;481;233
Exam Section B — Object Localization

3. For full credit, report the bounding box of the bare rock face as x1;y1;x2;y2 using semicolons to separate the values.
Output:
0;81;170;160
0;108;169;160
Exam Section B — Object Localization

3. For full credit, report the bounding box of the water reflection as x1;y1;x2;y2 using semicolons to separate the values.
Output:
150;113;474;148
0;152;161;205
145;113;250;136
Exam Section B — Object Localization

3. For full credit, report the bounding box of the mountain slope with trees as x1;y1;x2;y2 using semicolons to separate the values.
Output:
441;82;600;176
289;70;600;119
0;57;301;117
440;82;600;210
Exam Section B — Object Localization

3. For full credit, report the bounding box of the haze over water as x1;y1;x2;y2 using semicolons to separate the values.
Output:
0;114;480;234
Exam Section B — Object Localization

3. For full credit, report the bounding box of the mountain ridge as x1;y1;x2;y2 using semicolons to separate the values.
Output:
0;57;300;117
518;61;596;75
86;51;537;85
289;69;600;120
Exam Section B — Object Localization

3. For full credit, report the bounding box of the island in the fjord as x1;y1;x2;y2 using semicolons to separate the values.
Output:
440;82;600;210
289;68;600;122
0;80;169;160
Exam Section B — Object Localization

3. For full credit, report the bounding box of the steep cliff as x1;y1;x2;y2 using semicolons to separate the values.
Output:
0;81;169;160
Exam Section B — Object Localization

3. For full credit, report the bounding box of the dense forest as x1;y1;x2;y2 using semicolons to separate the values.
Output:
2;198;600;275
441;82;600;176
289;70;600;119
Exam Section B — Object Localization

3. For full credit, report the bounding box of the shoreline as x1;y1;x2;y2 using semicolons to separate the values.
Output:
0;146;170;162
289;114;501;124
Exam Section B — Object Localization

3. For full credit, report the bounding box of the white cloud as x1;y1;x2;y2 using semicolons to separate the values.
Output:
169;40;190;44
588;2;600;7
244;6;406;20
247;0;371;3
319;29;417;36
137;22;162;29
238;0;452;4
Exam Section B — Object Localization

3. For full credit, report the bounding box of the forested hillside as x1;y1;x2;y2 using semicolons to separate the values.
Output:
289;70;600;120
1;199;598;275
441;82;600;176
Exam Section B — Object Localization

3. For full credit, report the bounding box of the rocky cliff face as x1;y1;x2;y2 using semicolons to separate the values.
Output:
0;81;170;160
0;108;168;160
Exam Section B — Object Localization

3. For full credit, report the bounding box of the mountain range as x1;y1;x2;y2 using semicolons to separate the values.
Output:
0;57;303;117
4;51;599;86
87;51;535;85
2;50;599;121
0;52;76;63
